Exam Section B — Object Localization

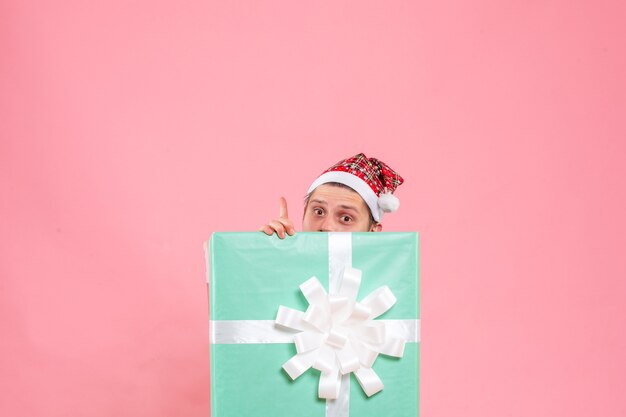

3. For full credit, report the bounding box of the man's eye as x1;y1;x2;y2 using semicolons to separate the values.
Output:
314;208;324;216
341;216;353;223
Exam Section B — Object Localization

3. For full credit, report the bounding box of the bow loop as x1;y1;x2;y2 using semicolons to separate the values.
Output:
360;286;397;319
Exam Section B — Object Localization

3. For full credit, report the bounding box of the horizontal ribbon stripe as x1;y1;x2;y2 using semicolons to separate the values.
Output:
211;319;298;344
210;319;420;344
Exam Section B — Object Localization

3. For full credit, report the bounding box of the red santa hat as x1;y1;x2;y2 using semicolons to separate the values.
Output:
307;153;404;222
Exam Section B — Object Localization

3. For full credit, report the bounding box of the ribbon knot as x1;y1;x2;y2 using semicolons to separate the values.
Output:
275;266;407;399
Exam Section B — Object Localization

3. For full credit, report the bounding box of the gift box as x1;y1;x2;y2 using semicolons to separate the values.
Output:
205;232;420;417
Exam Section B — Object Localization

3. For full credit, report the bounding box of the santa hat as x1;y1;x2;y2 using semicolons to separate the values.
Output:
307;153;404;222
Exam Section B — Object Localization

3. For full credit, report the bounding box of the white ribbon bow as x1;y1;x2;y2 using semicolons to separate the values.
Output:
275;267;406;399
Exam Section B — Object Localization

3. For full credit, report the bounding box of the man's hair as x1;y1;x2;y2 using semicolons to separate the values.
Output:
303;182;377;228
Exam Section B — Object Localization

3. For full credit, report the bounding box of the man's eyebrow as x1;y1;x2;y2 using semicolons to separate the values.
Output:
310;199;328;205
338;204;359;212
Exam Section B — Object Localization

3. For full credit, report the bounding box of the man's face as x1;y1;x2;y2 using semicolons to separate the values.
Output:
302;184;382;232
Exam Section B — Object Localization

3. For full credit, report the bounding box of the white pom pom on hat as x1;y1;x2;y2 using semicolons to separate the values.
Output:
378;191;400;214
306;153;404;222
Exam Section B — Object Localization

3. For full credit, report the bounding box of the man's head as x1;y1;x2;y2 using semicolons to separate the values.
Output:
302;153;403;233
302;182;381;232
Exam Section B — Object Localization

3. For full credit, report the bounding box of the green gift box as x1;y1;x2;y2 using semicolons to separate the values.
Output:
206;232;420;417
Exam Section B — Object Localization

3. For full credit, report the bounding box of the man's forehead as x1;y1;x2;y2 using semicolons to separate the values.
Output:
310;198;360;212
309;184;368;208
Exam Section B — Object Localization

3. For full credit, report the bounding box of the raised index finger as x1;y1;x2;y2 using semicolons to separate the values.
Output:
279;196;289;219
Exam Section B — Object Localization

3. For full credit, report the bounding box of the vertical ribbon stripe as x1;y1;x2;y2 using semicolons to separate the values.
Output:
325;233;352;417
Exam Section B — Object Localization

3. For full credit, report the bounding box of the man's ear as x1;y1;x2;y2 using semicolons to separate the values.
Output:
370;222;383;232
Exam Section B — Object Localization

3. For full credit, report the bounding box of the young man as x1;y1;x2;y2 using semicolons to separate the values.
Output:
260;153;404;238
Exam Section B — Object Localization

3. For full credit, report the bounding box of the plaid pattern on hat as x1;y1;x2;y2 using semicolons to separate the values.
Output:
323;153;404;196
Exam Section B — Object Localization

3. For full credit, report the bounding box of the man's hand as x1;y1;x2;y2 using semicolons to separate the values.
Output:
259;197;296;239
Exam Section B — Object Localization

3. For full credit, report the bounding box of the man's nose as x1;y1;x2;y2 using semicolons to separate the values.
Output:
319;217;337;232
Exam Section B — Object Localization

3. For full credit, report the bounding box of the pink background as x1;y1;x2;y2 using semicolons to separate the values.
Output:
2;1;625;416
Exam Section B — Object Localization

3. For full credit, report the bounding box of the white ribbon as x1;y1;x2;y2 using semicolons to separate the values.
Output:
211;318;418;345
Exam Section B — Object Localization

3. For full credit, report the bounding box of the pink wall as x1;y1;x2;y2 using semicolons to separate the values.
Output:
2;1;625;416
